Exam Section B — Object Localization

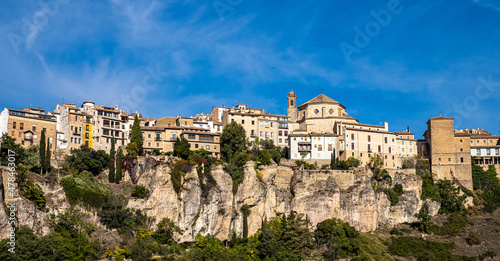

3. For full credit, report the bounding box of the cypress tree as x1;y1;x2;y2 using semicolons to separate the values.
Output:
131;115;143;155
109;137;115;183
115;148;123;184
45;139;51;172
39;130;46;173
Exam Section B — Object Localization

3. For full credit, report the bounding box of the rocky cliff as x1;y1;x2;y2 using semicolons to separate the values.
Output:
0;160;440;242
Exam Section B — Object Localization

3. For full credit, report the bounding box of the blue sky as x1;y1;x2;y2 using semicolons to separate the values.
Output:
1;0;499;138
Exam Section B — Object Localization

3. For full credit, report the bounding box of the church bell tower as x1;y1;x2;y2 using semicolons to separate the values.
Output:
287;90;297;122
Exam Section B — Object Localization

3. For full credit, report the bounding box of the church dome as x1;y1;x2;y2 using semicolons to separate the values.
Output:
288;90;296;97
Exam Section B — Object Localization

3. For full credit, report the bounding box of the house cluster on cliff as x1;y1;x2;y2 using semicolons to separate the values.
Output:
1;91;499;184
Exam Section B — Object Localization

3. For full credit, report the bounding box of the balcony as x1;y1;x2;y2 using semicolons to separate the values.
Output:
155;137;162;141
73;132;81;136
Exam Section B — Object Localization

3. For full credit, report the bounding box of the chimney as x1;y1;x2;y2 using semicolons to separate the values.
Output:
384;122;389;131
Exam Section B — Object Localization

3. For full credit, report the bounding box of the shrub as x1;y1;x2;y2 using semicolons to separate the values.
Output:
98;194;148;230
60;171;111;209
390;228;404;236
467;232;481;246
171;159;194;194
16;171;46;209
257;149;272;165
394;183;403;195
218;208;226;215
131;185;149;198
256;171;263;181
389;236;456;260
429;213;468;236
66;147;110;176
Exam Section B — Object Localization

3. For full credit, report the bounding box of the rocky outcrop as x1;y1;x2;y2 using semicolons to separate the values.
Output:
1;161;434;242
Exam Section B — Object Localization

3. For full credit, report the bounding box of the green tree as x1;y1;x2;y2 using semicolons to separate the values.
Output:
241;204;251;238
109;137;115;183
220;122;247;161
154;218;181;244
126;142;139;158
0;134;26;166
347;157;360;167
131;115;143;155
116;148;123;184
40;130;46;173
173;138;190;160
44;138;51;172
66;147;110;176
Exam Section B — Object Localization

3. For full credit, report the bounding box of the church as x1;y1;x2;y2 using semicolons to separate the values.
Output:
287;91;417;168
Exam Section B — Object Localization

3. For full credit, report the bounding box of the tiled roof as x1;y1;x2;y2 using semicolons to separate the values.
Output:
299;94;342;107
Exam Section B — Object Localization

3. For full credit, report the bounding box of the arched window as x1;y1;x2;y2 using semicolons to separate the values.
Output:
290;100;294;106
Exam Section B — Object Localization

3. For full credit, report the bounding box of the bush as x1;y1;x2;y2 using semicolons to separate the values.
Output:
390;228;404;236
171;160;194;194
131;185;149;198
98;194;148;230
347;157;360;167
389;236;456;260
394;183;403;195
16;171;46;209
467;232;481;246
429;213;468;236
60;171;111;209
257;149;272;165
66;147;110;176
218;208;226;215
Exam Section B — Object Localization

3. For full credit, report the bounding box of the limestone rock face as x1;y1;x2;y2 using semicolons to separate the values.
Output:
0;163;435;241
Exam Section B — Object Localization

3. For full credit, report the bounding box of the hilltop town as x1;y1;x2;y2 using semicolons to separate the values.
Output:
2;91;499;188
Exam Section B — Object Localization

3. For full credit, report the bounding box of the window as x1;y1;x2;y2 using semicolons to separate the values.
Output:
385;155;387;159
384;137;388;144
184;121;187;125
314;109;319;115
71;126;74;131
172;134;177;140
148;142;152;147
351;143;355;150
75;116;78;122
351;134;355;140
279;138;282;143
195;144;199;148
252;121;255;125
20;123;24;130
448;158;451;162
461;157;464;163
496;149;499;155
438;158;441;162
32;125;36;131
242;120;245;124
271;122;274;127
392;138;395;142
368;144;371;152
71;137;73;143
460;139;463;143
402;141;405;145
284;131;288;136
13;122;16;129
260;131;263;137
460;148;463;152
265;132;269;138
368;135;371;142
392;156;394;160
378;145;381;153
265;122;269;128
231;119;234;123
251;130;255;136
33;134;37;140
271;132;274;138
148;134;151;138
260;122;263;127
328;144;333;151
389;147;392;153
214;145;217;149
329;109;334;114
318;145;323;151
402;148;405;152
206;145;210;150
18;132;21;137
279;130;282;136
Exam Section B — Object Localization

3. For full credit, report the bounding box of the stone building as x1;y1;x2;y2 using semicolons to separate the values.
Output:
0;107;57;152
287;91;413;168
208;103;289;148
53;103;93;152
422;116;473;190
80;102;128;153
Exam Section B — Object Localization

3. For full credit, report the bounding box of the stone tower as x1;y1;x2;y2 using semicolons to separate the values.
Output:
287;90;297;122
425;116;473;190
